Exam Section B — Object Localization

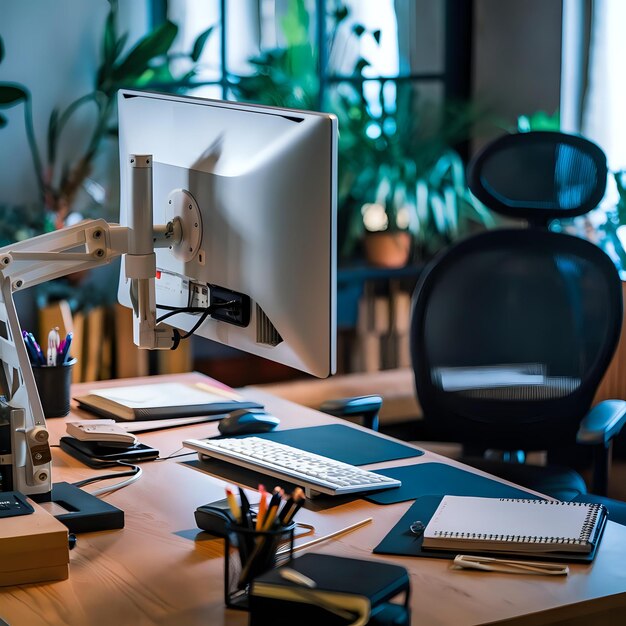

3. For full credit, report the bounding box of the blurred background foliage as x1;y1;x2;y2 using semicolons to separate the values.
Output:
232;0;494;264
0;0;213;236
1;0;495;275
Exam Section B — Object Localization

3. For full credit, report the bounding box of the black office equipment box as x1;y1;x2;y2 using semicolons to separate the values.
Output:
249;553;410;626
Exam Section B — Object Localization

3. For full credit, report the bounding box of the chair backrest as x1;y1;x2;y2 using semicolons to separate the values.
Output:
410;132;622;450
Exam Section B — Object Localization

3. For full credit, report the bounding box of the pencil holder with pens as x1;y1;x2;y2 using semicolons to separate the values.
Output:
224;518;296;610
32;357;77;418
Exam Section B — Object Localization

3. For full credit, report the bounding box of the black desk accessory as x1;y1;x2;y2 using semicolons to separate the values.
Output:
225;518;296;610
249;553;410;626
194;497;235;536
32;482;124;533
373;495;606;563
249;424;423;466
59;436;159;468
218;409;280;436
365;462;537;505
0;491;34;518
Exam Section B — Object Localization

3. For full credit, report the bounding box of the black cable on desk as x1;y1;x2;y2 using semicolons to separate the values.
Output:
72;463;140;488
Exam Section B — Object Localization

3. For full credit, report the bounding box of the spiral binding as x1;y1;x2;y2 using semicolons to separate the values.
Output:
431;499;604;545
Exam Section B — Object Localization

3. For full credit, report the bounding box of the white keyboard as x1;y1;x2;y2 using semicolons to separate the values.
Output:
182;436;402;497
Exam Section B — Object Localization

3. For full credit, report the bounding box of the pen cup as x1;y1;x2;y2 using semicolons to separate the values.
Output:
224;519;295;611
32;358;77;418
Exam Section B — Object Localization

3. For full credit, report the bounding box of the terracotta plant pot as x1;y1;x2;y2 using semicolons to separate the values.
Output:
363;231;412;268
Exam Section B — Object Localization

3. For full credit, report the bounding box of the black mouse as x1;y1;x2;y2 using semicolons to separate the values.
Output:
218;408;280;436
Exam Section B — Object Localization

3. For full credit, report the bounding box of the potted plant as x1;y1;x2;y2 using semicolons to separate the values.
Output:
335;79;494;266
0;0;214;235
232;1;493;267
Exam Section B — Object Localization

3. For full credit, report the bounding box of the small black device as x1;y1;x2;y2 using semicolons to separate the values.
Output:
0;490;34;518
194;497;236;536
59;437;159;468
218;408;280;436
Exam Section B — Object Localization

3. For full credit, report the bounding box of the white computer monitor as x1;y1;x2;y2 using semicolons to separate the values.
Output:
117;90;337;378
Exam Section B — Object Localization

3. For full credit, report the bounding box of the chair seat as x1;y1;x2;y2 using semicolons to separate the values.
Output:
461;457;588;501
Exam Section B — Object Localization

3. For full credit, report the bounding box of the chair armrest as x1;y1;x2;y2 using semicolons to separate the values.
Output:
576;399;626;445
318;395;383;431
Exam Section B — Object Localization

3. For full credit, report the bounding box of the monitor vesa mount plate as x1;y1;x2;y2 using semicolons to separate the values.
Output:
166;189;203;263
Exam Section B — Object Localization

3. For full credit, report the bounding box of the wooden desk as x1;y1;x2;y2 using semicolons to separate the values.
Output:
2;372;626;625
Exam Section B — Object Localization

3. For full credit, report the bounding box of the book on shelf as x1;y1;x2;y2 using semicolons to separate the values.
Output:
422;495;607;555
249;553;410;626
74;380;262;421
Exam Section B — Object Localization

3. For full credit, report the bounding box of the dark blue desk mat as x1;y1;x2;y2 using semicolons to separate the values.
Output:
247;424;423;466
365;462;536;505
373;494;604;563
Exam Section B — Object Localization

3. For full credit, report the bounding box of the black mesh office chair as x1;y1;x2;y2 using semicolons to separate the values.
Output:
410;131;626;521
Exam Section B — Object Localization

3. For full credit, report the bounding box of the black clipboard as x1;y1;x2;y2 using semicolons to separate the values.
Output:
373;495;607;563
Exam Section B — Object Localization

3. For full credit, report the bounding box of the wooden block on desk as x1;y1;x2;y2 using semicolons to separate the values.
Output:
0;564;68;586
0;500;69;586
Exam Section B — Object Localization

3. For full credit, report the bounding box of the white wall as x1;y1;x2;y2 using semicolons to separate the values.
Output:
0;0;149;206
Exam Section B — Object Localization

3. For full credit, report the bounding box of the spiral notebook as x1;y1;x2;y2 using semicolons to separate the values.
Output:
422;496;607;555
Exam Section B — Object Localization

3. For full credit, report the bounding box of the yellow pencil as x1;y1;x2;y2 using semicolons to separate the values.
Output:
225;487;241;524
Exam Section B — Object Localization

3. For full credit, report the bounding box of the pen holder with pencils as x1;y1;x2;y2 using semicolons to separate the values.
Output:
224;518;296;610
32;358;77;418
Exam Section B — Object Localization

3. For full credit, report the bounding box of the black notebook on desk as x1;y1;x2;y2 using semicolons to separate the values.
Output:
249;553;410;626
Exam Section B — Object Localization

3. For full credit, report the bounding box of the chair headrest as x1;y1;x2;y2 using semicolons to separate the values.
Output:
467;131;607;222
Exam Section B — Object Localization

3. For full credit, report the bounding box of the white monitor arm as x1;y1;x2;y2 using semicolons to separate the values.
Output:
0;155;180;495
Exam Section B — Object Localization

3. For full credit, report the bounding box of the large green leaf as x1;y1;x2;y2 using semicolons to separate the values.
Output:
191;26;214;62
0;85;27;106
112;20;178;82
